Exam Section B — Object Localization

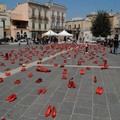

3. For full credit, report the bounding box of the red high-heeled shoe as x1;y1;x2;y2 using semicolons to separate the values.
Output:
0;78;3;83
45;105;52;117
36;78;42;83
6;94;17;102
28;73;33;78
62;69;67;74
72;81;76;88
62;75;67;79
52;106;57;118
94;76;97;83
5;72;11;76
14;80;21;84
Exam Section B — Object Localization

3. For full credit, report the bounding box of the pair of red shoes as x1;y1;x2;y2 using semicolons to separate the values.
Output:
6;94;17;102
68;78;76;88
37;88;47;94
45;105;56;118
28;73;33;78
36;67;51;73
80;69;85;75
36;78;42;83
0;78;3;83
14;80;21;84
62;69;67;74
5;72;11;76
96;87;103;95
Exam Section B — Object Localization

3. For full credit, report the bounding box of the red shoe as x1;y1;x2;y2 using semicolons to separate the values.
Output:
62;69;67;74
96;87;100;94
41;88;47;94
99;87;103;95
14;80;21;84
52;106;57;118
86;66;90;70
80;69;85;75
60;64;65;68
72;81;76;88
0;78;3;83
54;64;58;67
68;81;72;88
28;73;33;78
6;94;17;102
94;76;97;83
5;72;11;76
36;78;42;83
77;60;81;65
21;67;26;72
45;105;52;117
37;89;43;94
64;59;67;63
62;75;67;79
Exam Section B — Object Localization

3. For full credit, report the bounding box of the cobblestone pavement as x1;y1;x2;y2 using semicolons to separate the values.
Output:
0;44;120;120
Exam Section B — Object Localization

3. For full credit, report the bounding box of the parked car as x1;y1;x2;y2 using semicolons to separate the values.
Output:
0;37;10;44
86;38;97;43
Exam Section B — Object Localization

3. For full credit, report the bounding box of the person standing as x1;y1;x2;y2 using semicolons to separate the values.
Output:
113;35;119;55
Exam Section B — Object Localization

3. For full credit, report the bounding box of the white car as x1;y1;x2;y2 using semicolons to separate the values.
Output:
86;38;97;43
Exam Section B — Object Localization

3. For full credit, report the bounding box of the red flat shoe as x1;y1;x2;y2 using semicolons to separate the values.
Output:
36;78;42;83
14;80;21;84
80;69;85;75
52;106;57;118
21;67;26;72
28;73;33;78
5;72;11;76
0;78;3;83
37;89;43;94
62;75;67;79
94;76;97;83
68;81;72;88
8;94;17;102
41;88;47;94
96;87;99;94
62;69;67;74
98;87;103;95
45;105;52;117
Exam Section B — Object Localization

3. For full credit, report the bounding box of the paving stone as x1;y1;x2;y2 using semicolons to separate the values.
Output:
71;114;91;120
58;102;74;115
6;104;28;119
0;108;8;118
19;95;38;106
50;90;66;103
23;104;44;118
93;104;110;119
54;114;71;120
106;93;119;104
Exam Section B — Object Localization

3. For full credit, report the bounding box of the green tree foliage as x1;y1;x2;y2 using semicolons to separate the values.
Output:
91;11;111;37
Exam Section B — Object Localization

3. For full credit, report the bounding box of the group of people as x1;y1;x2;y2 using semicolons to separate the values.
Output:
107;35;120;55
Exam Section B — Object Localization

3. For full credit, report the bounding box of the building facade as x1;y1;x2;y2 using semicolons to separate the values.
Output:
0;4;10;39
45;2;66;33
65;18;92;40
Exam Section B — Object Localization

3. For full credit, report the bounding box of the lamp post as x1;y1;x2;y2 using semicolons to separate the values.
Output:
1;18;6;38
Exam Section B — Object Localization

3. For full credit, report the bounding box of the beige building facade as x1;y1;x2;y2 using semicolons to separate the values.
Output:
0;4;10;39
65;18;92;40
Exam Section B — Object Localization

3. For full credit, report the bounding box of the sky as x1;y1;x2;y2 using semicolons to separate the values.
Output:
0;0;120;20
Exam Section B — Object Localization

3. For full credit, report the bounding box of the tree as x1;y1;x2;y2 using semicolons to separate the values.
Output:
91;11;111;37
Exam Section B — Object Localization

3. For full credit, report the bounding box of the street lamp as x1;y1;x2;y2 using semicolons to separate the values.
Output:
1;18;6;38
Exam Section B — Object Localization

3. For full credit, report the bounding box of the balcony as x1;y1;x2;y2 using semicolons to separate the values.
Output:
38;16;43;20
61;17;65;22
29;15;37;19
51;15;55;19
44;17;48;22
57;16;60;20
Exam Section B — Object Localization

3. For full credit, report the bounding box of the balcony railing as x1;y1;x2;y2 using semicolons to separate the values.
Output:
38;16;43;20
51;15;55;19
51;26;64;30
29;15;37;19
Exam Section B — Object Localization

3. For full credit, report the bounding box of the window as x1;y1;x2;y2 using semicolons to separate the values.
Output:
24;32;27;38
78;24;80;28
39;22;41;29
32;21;35;29
44;24;47;30
68;25;71;30
74;24;76;29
